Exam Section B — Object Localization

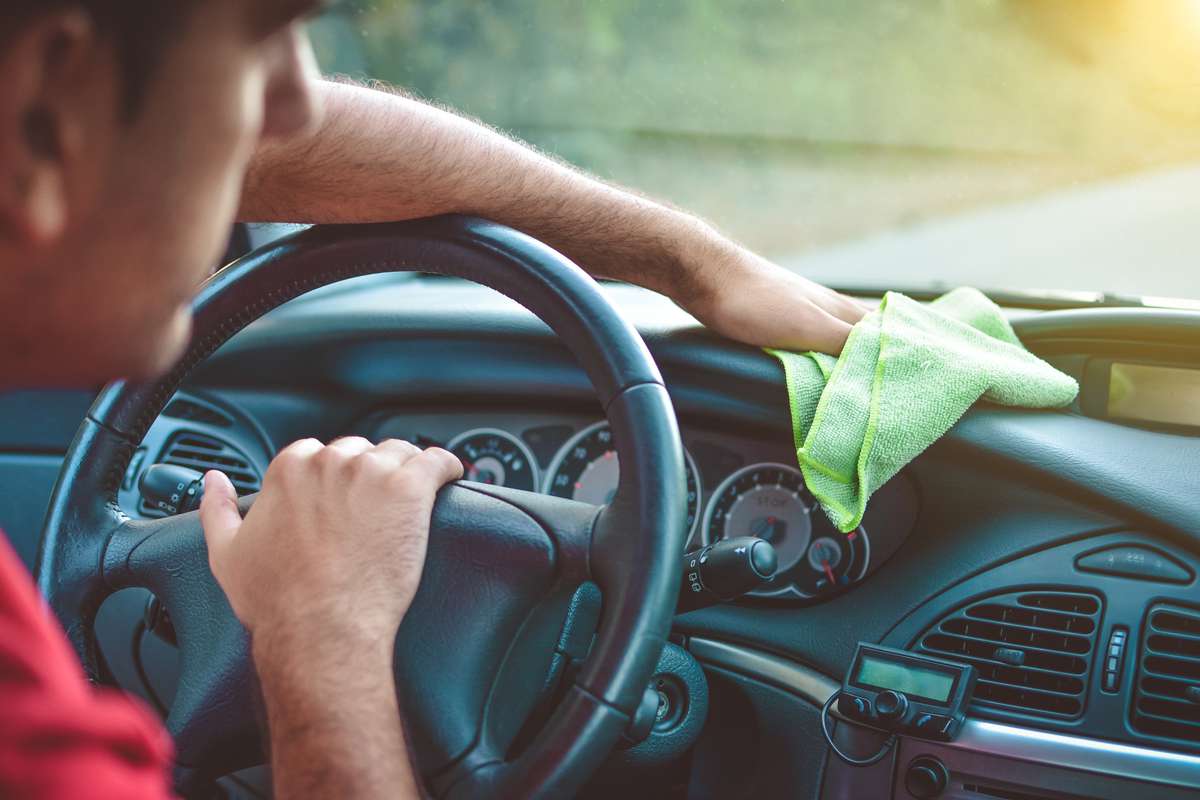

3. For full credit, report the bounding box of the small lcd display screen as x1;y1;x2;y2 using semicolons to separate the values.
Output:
1108;362;1200;428
854;654;955;703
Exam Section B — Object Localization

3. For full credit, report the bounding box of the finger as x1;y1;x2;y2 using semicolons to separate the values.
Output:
811;287;868;326
786;303;854;356
851;296;878;313
199;470;243;562
372;438;423;466
407;446;465;486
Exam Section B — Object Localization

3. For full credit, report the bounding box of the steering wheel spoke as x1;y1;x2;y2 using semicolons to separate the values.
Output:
102;481;608;782
105;502;262;777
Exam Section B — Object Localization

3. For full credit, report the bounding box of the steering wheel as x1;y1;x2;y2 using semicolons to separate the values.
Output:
35;216;688;798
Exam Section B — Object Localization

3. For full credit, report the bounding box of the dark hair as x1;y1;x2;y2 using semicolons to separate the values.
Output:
2;2;194;118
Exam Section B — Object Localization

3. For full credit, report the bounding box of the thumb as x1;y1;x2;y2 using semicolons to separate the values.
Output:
199;470;242;562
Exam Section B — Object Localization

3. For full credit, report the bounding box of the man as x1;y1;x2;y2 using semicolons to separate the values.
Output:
0;2;865;797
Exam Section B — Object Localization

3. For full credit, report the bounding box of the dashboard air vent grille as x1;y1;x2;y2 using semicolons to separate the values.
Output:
139;432;261;515
917;590;1101;719
1132;604;1200;744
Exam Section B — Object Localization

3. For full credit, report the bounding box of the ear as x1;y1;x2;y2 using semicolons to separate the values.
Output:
0;10;107;246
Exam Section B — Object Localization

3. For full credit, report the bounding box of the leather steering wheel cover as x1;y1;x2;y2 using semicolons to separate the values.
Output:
35;216;688;799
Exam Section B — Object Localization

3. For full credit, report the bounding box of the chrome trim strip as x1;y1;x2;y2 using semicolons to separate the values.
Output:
688;636;839;706
953;719;1200;789
687;636;1200;790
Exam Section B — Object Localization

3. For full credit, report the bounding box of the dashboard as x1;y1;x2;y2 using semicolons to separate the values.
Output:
85;274;1200;800
119;400;918;604
358;410;917;601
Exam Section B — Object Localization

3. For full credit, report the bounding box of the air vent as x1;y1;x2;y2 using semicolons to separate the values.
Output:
917;590;1101;719
139;432;261;515
1131;603;1200;744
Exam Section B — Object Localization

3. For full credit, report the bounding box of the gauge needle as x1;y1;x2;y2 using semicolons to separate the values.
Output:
822;560;836;585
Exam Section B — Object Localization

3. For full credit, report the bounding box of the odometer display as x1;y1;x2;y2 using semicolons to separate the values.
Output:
447;428;539;492
545;421;702;546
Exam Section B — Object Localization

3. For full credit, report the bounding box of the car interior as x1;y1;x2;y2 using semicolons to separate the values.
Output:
7;2;1200;799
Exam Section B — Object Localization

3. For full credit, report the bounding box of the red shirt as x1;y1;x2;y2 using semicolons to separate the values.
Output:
0;532;174;798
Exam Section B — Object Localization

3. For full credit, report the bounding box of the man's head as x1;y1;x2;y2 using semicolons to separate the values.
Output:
0;1;323;388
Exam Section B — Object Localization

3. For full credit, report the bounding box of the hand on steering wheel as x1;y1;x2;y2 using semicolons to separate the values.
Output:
201;436;463;797
201;437;461;647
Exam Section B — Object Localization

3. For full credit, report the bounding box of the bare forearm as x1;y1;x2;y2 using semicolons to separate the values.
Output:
240;79;738;301
254;632;421;799
241;79;866;354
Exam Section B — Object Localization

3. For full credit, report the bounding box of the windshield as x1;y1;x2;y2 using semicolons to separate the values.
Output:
311;1;1200;303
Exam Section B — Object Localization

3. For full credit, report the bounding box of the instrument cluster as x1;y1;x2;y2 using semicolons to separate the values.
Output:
442;420;870;601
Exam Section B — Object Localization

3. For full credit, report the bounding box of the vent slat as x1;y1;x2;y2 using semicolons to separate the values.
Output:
917;648;1088;682
1141;665;1200;686
1146;634;1200;661
919;651;1084;695
139;432;262;516
1137;682;1200;707
975;678;1081;700
967;602;1097;634
1148;625;1200;645
1017;593;1100;615
1149;610;1200;638
974;682;1083;715
1134;702;1200;728
1144;654;1200;681
1133;603;1200;745
926;630;1091;667
173;436;225;452
914;590;1101;720
947;615;1095;646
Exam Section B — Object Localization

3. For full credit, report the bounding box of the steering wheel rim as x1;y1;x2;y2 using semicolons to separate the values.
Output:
35;216;688;798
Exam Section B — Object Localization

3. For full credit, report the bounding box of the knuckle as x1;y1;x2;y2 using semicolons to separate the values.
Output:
330;435;373;450
313;442;349;466
381;439;423;460
266;440;319;479
426;447;464;477
282;437;323;456
273;438;320;465
351;450;392;476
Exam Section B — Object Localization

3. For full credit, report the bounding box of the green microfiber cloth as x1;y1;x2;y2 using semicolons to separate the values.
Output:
768;287;1078;533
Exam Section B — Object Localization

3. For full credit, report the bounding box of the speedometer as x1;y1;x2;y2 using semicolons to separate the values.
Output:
704;463;813;572
704;462;869;599
447;428;540;492
545;421;702;547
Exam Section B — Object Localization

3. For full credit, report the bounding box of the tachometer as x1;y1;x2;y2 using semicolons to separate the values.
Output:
447;428;540;492
545;421;702;546
704;462;869;599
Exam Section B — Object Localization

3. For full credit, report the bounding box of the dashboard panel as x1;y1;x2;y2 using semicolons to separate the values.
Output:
77;276;1200;800
120;393;918;604
347;407;918;602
